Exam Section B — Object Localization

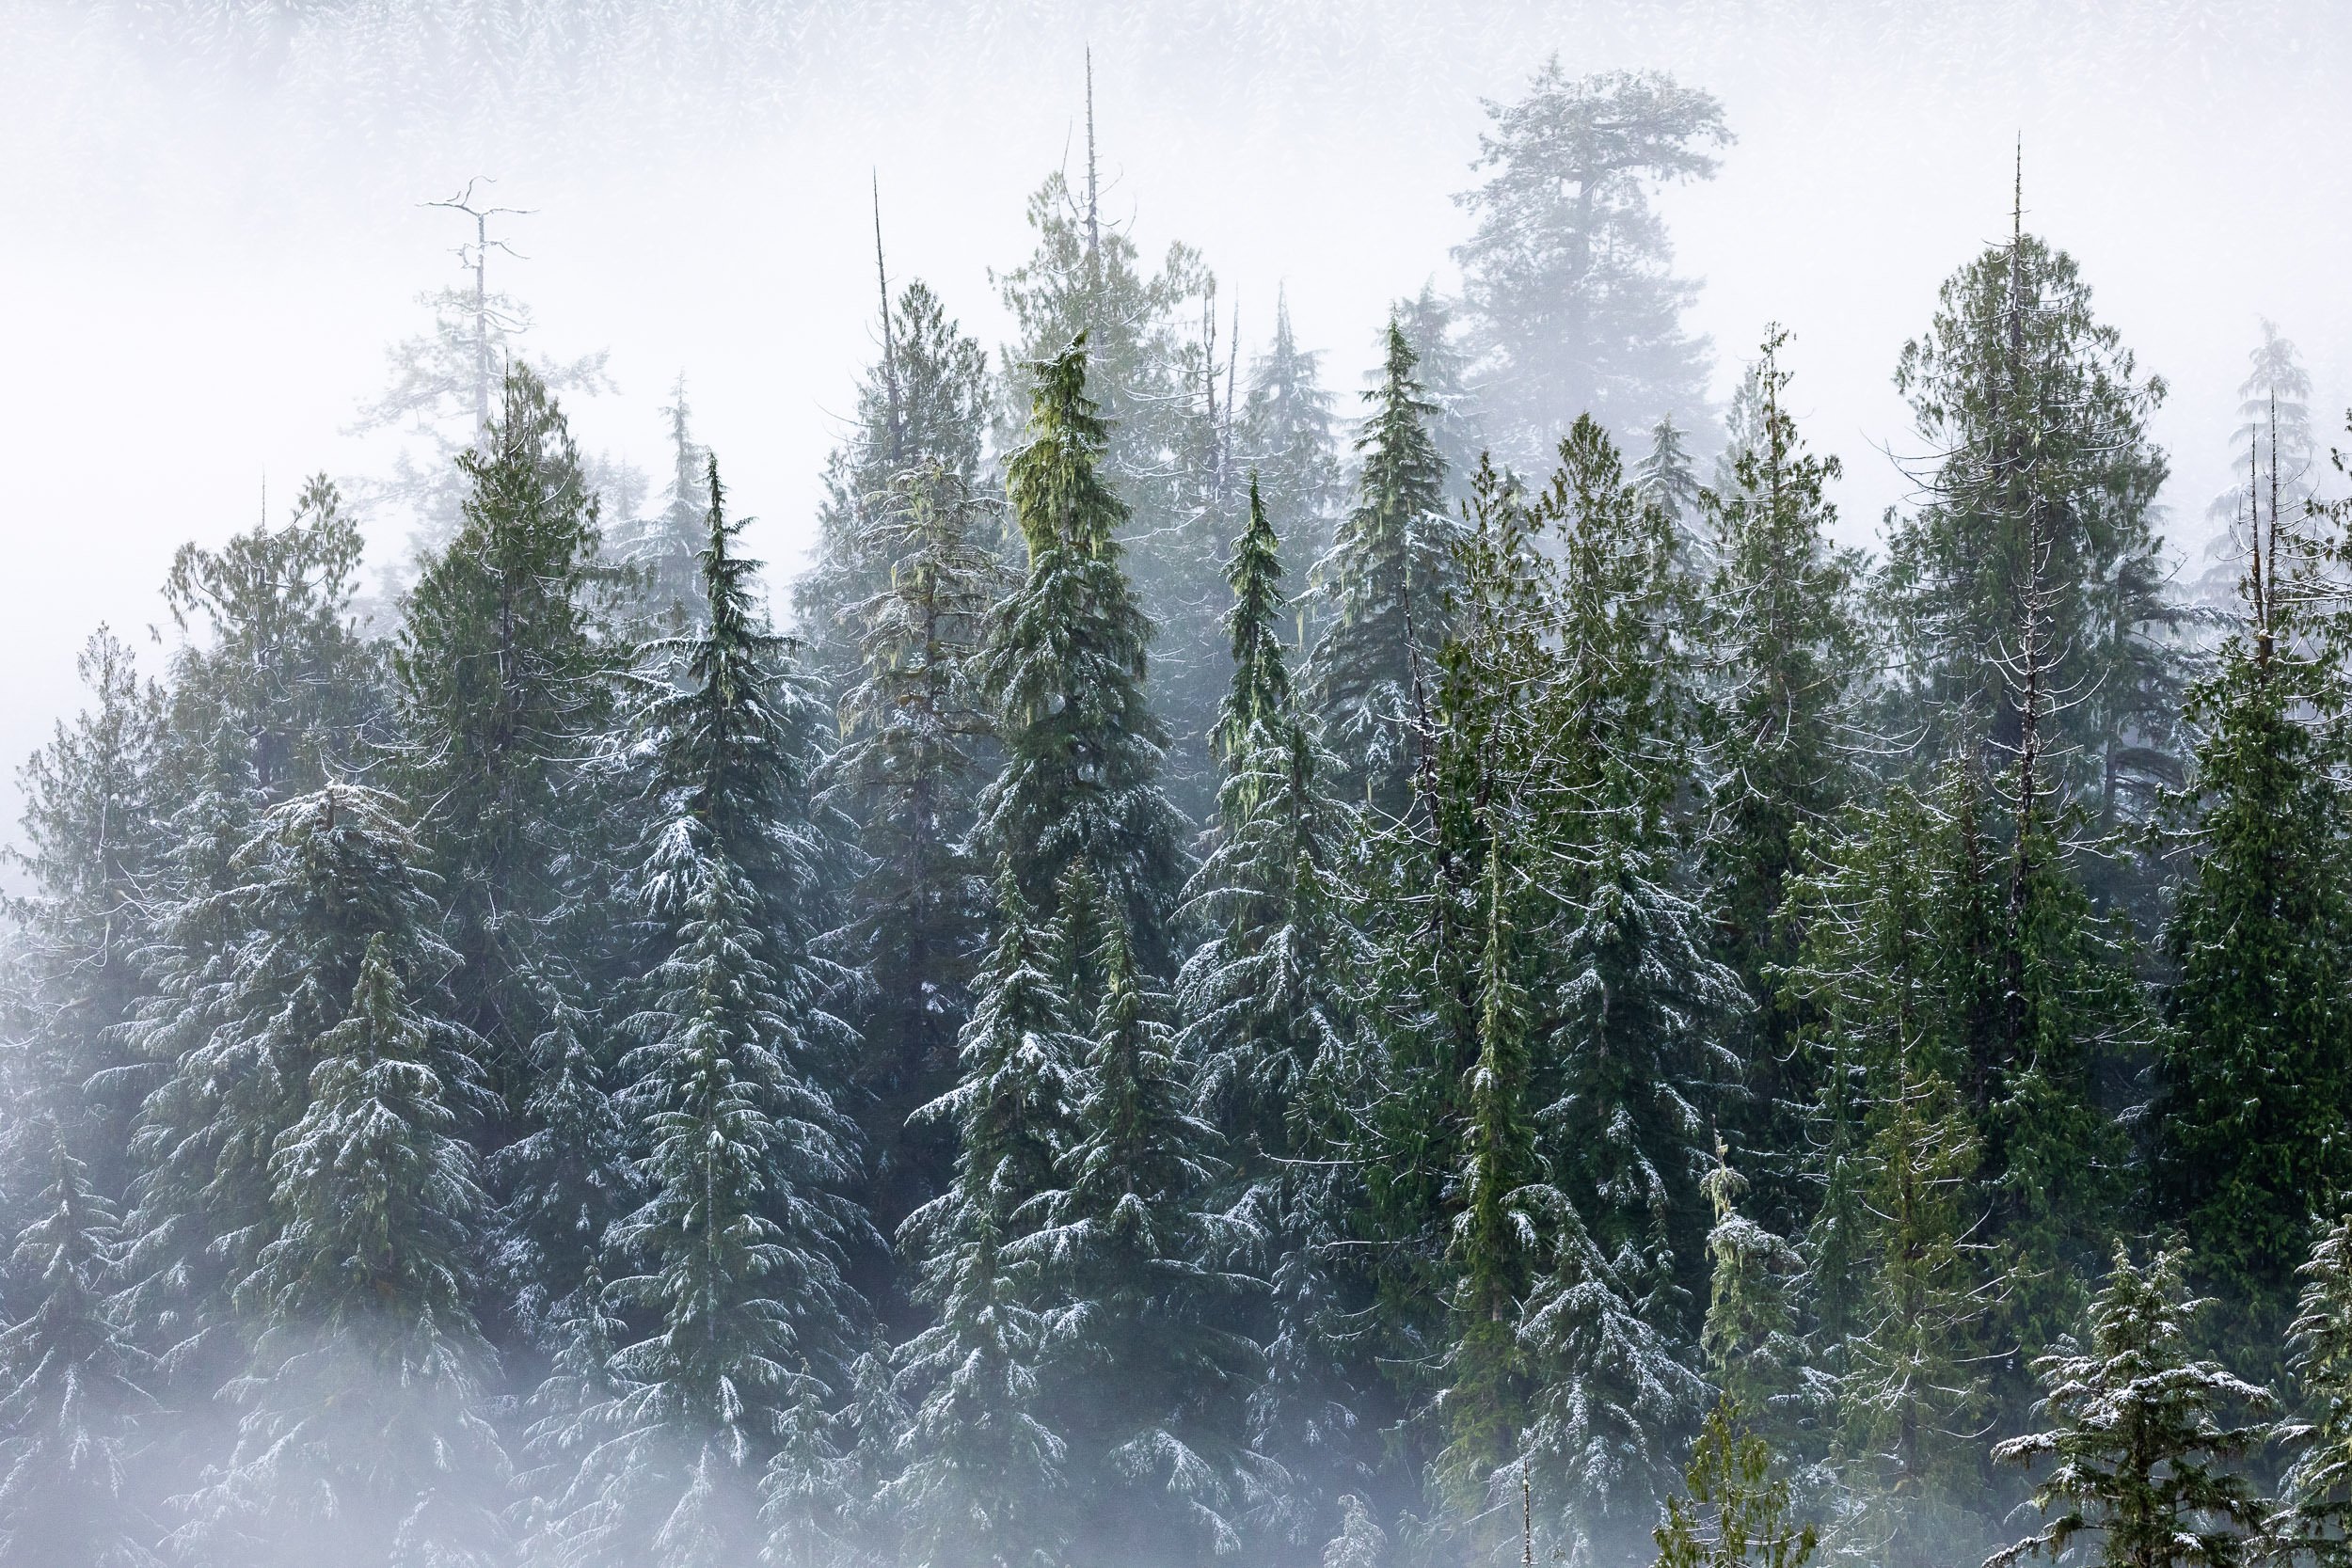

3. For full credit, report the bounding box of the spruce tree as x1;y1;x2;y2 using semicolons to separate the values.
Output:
606;377;712;632
976;336;1188;973
1694;330;1869;1230
1454;62;1729;466
182;932;509;1568
1018;915;1263;1568
1307;318;1458;817
1988;1245;2271;1568
393;363;621;1110
2155;430;2352;1365
832;460;1005;1256
0;1129;153;1568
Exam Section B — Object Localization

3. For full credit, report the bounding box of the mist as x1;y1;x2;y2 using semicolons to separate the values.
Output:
4;5;2351;1568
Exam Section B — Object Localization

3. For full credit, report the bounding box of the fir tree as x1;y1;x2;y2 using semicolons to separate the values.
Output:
1019;914;1263;1568
831;460;1005;1259
1307;318;1458;817
1988;1245;2272;1568
2278;1215;2352;1566
976;336;1188;974
1653;1402;1820;1568
0;1129;153;1568
393;363;622;1108
607;377;713;633
181;933;509;1568
1454;62;1729;466
1699;1144;1801;1421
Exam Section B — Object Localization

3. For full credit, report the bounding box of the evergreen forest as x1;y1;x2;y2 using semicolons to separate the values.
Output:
9;55;2352;1568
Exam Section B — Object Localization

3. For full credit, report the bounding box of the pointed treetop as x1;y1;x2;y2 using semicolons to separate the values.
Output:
1084;47;1101;268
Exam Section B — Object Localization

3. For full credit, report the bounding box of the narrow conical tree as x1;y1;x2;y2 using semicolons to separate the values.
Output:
1239;293;1345;596
181;932;509;1568
976;335;1187;973
1307;319;1456;817
2278;1215;2352;1564
1020;914;1262;1568
0;1129;152;1568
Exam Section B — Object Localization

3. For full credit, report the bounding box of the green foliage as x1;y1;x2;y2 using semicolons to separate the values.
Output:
1989;1244;2272;1568
1654;1402;1820;1568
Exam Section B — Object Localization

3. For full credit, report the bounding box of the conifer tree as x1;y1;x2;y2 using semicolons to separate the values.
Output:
1393;283;1485;498
607;377;712;632
0;1129;153;1568
2155;421;2352;1363
1454;63;1729;466
976;337;1188;973
1698;1144;1801;1420
393;363;622;1107
1695;329;1869;1227
1636;415;1704;534
182;932;509;1568
1240;294;1345;594
1019;915;1263;1568
160;474;379;801
1988;1245;2271;1568
1307;318;1458;816
2278;1215;2352;1564
5;631;164;1182
832;460;1005;1248
797;278;993;701
1884;196;2183;834
1653;1402;1820;1568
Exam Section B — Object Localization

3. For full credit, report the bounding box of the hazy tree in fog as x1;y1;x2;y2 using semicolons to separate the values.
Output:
1306;319;1457;819
0;1128;153;1568
2195;322;2320;609
349;200;612;562
830;461;1006;1260
4;631;163;1191
1454;63;1729;466
1238;293;1345;598
605;377;712;634
1391;283;1484;501
796;276;993;704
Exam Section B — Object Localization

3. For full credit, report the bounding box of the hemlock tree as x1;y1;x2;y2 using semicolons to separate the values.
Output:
831;460;1005;1259
1018;915;1263;1568
1694;329;1869;1230
2155;416;2352;1363
1454;62;1729;467
796;278;992;703
891;871;1084;1568
2196;322;2318;610
1698;1145;1801;1422
1307;318;1459;817
1394;282;1485;499
976;336;1188;974
1652;1402;1820;1568
1987;1245;2271;1568
0;1130;153;1568
2278;1215;2352;1564
393;363;622;1108
181;932;509;1568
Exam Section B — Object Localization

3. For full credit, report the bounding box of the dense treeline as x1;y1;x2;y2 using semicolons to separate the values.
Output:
6;61;2351;1568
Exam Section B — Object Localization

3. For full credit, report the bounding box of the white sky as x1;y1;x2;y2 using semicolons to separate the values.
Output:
2;0;2345;834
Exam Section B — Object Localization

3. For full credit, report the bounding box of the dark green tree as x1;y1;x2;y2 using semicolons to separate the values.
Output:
1652;1402;1819;1568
